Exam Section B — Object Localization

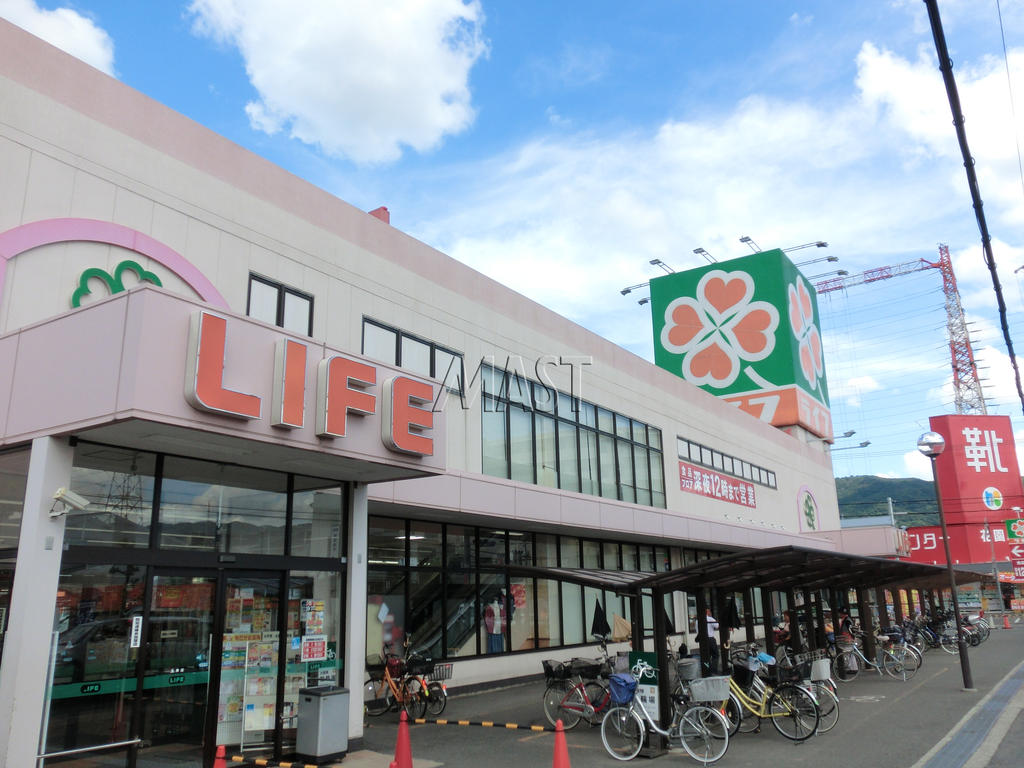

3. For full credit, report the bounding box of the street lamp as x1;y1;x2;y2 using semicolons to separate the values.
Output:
917;431;975;691
829;440;870;452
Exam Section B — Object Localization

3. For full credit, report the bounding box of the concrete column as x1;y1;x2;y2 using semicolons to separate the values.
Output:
0;436;73;767
344;482;369;745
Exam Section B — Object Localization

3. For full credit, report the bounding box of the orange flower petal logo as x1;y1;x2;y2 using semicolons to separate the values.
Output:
788;276;824;392
660;270;779;388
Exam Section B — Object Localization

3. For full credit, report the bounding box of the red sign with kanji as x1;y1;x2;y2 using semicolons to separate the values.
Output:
901;522;1024;565
1013;559;1024;579
678;460;756;508
928;415;1024;525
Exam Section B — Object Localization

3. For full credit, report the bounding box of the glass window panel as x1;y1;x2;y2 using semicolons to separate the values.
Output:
362;321;397;363
722;456;733;475
535;414;558;489
445;572;477;657
400;335;431;376
282;290;311;335
582;540;601;569
408;520;443;567
615;413;631;438
603;542;620;570
640;546;656;572
507;374;532;408
584;586;604;640
579;429;599;496
158;458;287;554
532;382;555;414
631;419;646;444
597;407;614;434
622;544;638;571
446;525;476;570
536;534;558;567
557;422;580;492
560;536;580;568
663;593;676;635
683;549;697;566
700;446;713;466
290;480;342;558
65;446;155;548
768;471;777;488
47;563;145;756
480;573;508;654
508;575;536;651
649;427;662;450
579;402;597;428
651;453;666;509
367;569;405;654
509;407;534;483
599;435;617;499
248;278;277;325
641;593;654;634
561;582;584;645
633;446;651;506
689;442;702;461
479;529;506;566
655;547;670;571
616;439;635;503
481;396;509;478
536;578;560;647
556;391;576;420
605;590;623;626
509;531;533;565
0;448;29;549
480;363;503;395
368;517;406;566
677;437;688;459
712;451;724;470
285;570;341;741
434;348;463;393
406;570;443;660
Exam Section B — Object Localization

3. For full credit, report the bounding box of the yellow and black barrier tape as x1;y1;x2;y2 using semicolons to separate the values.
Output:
411;717;550;731
229;756;318;768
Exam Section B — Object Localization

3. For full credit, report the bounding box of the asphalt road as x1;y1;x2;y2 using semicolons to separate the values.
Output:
359;625;1024;768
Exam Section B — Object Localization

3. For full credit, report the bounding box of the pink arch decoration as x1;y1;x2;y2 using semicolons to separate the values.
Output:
0;218;230;309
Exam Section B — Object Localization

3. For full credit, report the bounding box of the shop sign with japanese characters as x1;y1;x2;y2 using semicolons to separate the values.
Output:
678;460;756;508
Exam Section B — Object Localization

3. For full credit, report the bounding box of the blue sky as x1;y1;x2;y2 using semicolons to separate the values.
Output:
5;0;1024;483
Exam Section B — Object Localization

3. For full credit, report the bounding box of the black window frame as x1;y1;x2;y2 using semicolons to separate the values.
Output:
247;273;314;337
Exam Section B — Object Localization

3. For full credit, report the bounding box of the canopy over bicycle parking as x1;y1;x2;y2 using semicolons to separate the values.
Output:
509;544;981;728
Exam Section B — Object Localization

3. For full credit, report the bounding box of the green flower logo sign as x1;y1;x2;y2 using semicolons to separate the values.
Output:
798;486;819;531
659;270;779;388
71;260;163;308
788;275;824;398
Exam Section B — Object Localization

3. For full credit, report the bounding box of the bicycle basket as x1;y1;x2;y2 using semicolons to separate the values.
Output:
770;664;803;684
731;664;755;689
542;659;571;681
406;654;435;676
386;656;405;678
676;657;701;681
609;673;637;705
570;658;603;679
688;676;730;702
810;658;831;682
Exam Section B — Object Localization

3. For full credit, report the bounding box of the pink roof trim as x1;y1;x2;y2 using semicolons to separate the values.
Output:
0;218;229;309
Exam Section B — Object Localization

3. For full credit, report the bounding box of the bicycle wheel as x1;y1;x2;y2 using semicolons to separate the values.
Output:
832;650;859;682
677;704;729;764
425;681;447;716
807;682;839;734
401;676;427;719
940;633;960;655
543;681;583;729
882;648;920;681
976;622;990;642
363;678;393;716
767;684;819;741
600;706;645;761
583;680;610;725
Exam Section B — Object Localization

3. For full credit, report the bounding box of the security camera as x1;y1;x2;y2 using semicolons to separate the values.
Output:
52;487;90;512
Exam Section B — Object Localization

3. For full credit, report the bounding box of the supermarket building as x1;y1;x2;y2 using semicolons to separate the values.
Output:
0;19;875;768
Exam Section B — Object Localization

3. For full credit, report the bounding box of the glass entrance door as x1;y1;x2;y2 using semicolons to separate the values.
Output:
138;573;216;767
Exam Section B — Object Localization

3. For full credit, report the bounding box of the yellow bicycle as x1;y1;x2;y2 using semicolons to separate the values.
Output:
720;653;819;741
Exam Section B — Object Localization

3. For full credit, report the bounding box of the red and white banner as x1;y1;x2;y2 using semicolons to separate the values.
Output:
901;522;1024;565
929;415;1024;525
678;460;756;508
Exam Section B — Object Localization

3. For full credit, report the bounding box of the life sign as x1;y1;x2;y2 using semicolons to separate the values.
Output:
184;311;434;457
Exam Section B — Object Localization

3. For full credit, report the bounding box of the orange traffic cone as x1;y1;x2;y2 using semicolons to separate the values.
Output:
1004;614;1011;629
394;710;413;768
213;745;227;768
552;718;571;768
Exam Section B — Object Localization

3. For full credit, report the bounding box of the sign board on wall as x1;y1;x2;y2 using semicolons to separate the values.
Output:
678;461;757;508
928;414;1024;524
902;522;1024;565
650;249;832;438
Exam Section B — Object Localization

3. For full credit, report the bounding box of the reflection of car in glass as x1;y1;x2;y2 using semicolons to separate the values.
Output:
54;616;210;683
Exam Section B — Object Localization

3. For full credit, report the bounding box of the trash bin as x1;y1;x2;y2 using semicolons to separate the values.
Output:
296;685;349;764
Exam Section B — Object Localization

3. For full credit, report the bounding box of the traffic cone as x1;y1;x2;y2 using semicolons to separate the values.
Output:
394;710;413;768
213;745;227;768
1004;614;1011;629
552;718;571;768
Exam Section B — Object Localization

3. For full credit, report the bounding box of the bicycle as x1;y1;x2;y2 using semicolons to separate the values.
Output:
363;642;427;718
600;659;730;764
831;628;920;682
541;636;616;728
720;649;820;741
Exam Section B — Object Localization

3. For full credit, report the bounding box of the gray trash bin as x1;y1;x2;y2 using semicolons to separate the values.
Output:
296;685;349;764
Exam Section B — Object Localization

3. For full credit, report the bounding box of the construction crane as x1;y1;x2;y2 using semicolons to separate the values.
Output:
813;244;987;415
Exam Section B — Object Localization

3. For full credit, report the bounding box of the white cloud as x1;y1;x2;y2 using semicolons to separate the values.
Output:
187;0;488;164
0;0;114;75
902;449;933;480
